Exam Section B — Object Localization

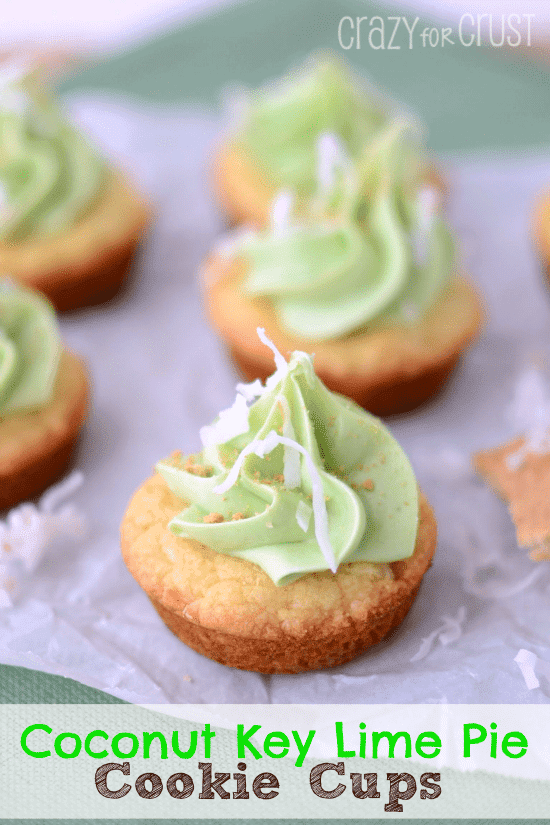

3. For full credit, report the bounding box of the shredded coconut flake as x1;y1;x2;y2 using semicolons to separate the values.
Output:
0;471;87;607
270;190;294;237
410;185;439;267
277;395;300;489
513;648;550;691
316;131;351;194
214;429;337;572
236;379;265;402
296;500;312;533
200;392;250;447
409;607;466;663
257;327;288;379
0;58;32;115
506;365;550;469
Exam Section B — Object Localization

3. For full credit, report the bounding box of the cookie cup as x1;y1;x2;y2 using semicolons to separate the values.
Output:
534;192;550;289
121;473;437;674
203;255;484;416
0;350;89;509
0;172;150;312
212;141;446;228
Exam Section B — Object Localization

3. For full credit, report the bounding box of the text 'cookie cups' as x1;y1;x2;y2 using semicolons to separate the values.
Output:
213;54;444;228
0;281;88;509
205;127;483;416
0;61;150;311
121;332;437;673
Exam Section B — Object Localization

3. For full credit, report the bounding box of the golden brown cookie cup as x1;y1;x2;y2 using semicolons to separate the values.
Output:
202;255;484;417
212;141;446;229
121;473;437;674
0;172;150;312
0;350;89;510
534;192;550;290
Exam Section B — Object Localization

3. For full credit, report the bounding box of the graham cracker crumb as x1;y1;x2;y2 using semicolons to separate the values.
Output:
203;512;224;524
475;435;550;560
362;479;374;491
232;512;245;520
184;456;212;477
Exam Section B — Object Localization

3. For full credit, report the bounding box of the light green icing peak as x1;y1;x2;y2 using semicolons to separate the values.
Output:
0;67;106;243
157;345;419;587
232;124;454;340
239;57;387;197
0;280;61;417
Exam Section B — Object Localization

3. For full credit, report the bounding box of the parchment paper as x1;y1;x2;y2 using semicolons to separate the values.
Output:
1;94;550;703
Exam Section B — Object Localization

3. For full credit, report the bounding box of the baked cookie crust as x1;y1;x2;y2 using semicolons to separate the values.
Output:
0;172;150;312
203;255;484;416
121;473;437;674
0;350;89;509
534;192;550;288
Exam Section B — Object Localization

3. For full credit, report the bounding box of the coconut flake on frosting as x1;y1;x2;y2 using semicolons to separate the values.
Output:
277;393;301;489
214;427;337;573
200;392;251;448
296;499;312;533
316;131;352;194
257;326;288;384
200;328;291;450
0;58;32;115
410;185;439;267
212;328;338;573
270;190;295;237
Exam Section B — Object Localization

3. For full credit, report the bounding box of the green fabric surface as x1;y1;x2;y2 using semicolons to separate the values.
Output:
59;0;550;154
2;0;550;708
4;821;544;825
0;665;123;703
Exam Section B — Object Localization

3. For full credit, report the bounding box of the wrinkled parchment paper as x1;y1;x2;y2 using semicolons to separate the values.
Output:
1;94;550;703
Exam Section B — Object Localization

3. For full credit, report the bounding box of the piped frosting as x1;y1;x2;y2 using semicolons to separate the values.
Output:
0;279;61;417
237;56;388;198
224;123;454;340
157;329;419;586
0;62;106;243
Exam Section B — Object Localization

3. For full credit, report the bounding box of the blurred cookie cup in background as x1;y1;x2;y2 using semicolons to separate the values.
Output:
533;190;550;290
0;280;88;509
213;54;444;228
0;60;150;311
205;126;483;416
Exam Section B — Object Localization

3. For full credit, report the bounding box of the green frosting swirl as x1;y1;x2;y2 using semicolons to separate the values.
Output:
239;57;387;197
0;280;61;417
157;346;418;587
231;125;454;340
0;67;106;243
